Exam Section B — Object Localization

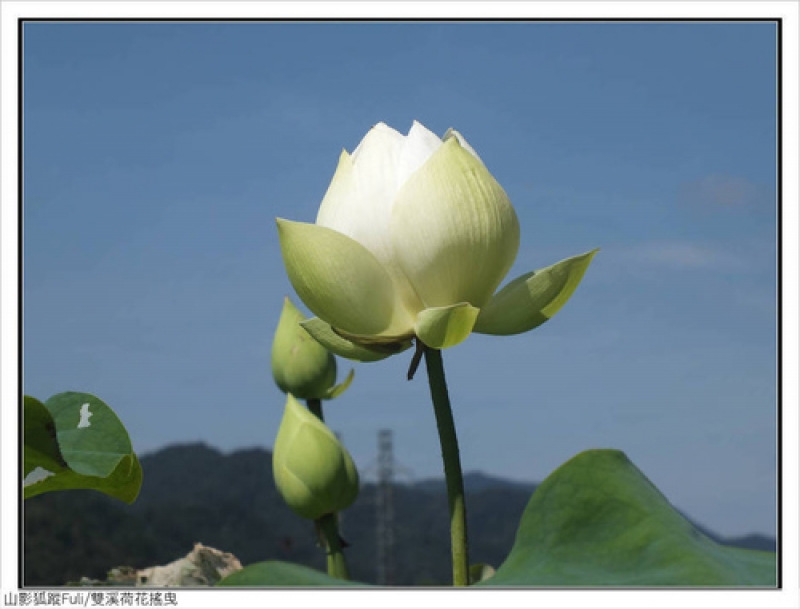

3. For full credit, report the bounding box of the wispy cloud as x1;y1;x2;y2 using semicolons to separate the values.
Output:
599;239;773;277
677;173;772;209
633;241;732;270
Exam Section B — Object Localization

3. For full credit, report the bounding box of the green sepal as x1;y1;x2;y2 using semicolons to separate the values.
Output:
415;302;480;349
300;317;412;362
473;249;598;336
276;218;411;337
324;368;355;400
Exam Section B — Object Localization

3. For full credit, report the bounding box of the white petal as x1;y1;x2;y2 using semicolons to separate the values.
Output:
315;149;357;228
351;122;403;163
317;125;423;318
317;124;401;255
443;127;482;162
391;137;520;309
396;121;443;189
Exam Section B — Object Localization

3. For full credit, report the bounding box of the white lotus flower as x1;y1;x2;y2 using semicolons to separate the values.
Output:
277;121;596;361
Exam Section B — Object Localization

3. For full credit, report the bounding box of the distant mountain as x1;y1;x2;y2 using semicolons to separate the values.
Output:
411;471;535;494
691;525;776;552
723;534;776;552
22;442;775;586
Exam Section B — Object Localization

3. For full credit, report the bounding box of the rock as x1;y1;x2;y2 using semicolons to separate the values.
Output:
75;543;243;587
136;543;243;586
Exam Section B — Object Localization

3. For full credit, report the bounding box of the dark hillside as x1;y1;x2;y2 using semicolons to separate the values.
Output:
23;443;775;586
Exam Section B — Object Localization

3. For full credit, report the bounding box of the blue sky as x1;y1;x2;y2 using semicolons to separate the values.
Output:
22;21;777;538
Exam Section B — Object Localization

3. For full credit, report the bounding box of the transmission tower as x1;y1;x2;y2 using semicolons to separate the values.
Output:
375;429;395;585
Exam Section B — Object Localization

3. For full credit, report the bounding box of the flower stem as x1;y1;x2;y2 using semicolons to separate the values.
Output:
422;345;470;587
317;513;350;580
306;398;324;422
305;399;350;580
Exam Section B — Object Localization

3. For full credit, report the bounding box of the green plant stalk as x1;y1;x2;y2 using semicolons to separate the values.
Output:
423;345;470;587
306;398;324;422
305;398;350;580
317;512;350;580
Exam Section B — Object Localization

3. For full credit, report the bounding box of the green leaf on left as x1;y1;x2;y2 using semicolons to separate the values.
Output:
23;392;143;504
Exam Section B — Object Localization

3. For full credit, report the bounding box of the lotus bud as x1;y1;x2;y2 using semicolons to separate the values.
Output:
271;296;354;400
272;394;359;520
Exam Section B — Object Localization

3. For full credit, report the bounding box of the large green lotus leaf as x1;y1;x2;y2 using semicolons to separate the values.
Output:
23;392;143;504
23;396;66;478
481;449;776;586
217;561;360;587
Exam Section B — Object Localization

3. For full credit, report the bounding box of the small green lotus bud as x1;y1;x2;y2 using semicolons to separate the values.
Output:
271;297;353;400
273;394;360;520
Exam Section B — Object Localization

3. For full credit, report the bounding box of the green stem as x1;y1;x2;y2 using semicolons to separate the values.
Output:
306;398;324;422
317;513;350;580
306;399;350;580
423;345;470;587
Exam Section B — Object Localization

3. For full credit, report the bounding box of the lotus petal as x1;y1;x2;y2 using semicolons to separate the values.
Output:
391;137;520;310
474;249;598;336
415;302;480;349
276;219;412;337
